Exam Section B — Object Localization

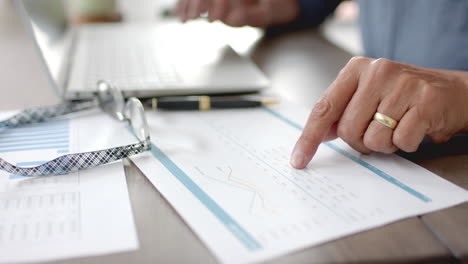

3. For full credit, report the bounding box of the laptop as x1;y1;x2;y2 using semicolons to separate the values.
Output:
15;0;269;100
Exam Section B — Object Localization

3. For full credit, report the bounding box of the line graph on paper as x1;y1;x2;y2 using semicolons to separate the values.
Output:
193;165;278;216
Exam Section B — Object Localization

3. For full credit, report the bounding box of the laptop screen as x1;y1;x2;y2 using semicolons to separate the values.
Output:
18;0;69;90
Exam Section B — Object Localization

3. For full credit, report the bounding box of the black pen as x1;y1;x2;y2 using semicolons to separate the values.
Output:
146;96;278;111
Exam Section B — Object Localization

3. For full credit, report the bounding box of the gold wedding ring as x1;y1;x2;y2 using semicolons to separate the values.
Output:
373;112;398;129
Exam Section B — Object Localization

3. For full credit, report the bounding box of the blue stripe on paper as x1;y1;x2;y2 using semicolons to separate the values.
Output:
0;145;69;153
262;107;431;203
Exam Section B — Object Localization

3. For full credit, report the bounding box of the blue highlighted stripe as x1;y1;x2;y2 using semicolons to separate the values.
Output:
10;161;48;179
5;126;68;134
0;130;68;139
263;107;432;203
0;134;69;144
17;161;49;166
8;174;25;180
9;174;27;179
16;161;49;166
150;143;262;251
0;145;69;153
0;140;68;149
57;149;69;154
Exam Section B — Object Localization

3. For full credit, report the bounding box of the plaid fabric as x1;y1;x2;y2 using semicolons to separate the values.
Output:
0;139;151;176
0;100;97;128
0;95;151;176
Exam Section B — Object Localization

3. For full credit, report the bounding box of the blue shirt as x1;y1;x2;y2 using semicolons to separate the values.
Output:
296;0;468;71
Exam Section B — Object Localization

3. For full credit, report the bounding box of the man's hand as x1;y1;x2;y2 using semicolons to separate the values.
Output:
174;0;300;27
290;57;468;169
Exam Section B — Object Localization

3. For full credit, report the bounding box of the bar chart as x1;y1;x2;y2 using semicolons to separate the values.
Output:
0;119;70;154
0;119;70;179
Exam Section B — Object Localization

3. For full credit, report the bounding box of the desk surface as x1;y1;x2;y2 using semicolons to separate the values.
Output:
1;2;467;263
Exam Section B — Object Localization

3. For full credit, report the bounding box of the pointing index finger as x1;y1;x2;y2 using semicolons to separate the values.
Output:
290;57;366;169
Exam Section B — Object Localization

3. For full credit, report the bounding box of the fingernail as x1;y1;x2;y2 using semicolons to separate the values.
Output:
290;148;306;169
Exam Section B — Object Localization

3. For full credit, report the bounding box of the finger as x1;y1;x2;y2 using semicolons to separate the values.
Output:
179;0;190;22
174;0;185;18
363;120;398;153
187;0;202;20
208;0;229;22
199;0;208;13
323;122;338;142
224;0;265;27
363;88;410;153
339;58;400;154
336;82;381;154
393;107;428;152
290;57;368;169
243;5;272;27
187;0;201;20
224;8;248;27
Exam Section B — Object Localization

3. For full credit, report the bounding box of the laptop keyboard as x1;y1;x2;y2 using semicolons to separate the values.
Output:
80;25;181;90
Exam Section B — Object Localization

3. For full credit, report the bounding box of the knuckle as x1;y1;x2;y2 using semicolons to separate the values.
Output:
419;82;438;104
310;96;332;119
336;56;369;82
347;56;368;67
393;132;418;152
398;70;415;83
394;70;417;95
369;58;396;76
343;56;368;74
372;58;392;68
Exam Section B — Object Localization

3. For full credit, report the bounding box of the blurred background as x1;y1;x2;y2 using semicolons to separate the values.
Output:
0;0;361;109
1;0;361;55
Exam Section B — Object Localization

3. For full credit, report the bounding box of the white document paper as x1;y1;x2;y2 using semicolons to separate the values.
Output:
131;102;468;264
0;111;138;263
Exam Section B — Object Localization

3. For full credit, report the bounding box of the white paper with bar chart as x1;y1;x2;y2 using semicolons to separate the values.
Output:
131;102;468;264
0;111;138;263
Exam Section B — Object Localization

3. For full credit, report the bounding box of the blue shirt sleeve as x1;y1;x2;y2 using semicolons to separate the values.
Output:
267;0;342;34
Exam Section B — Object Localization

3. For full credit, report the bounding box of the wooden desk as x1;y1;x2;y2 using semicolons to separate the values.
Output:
1;2;467;263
